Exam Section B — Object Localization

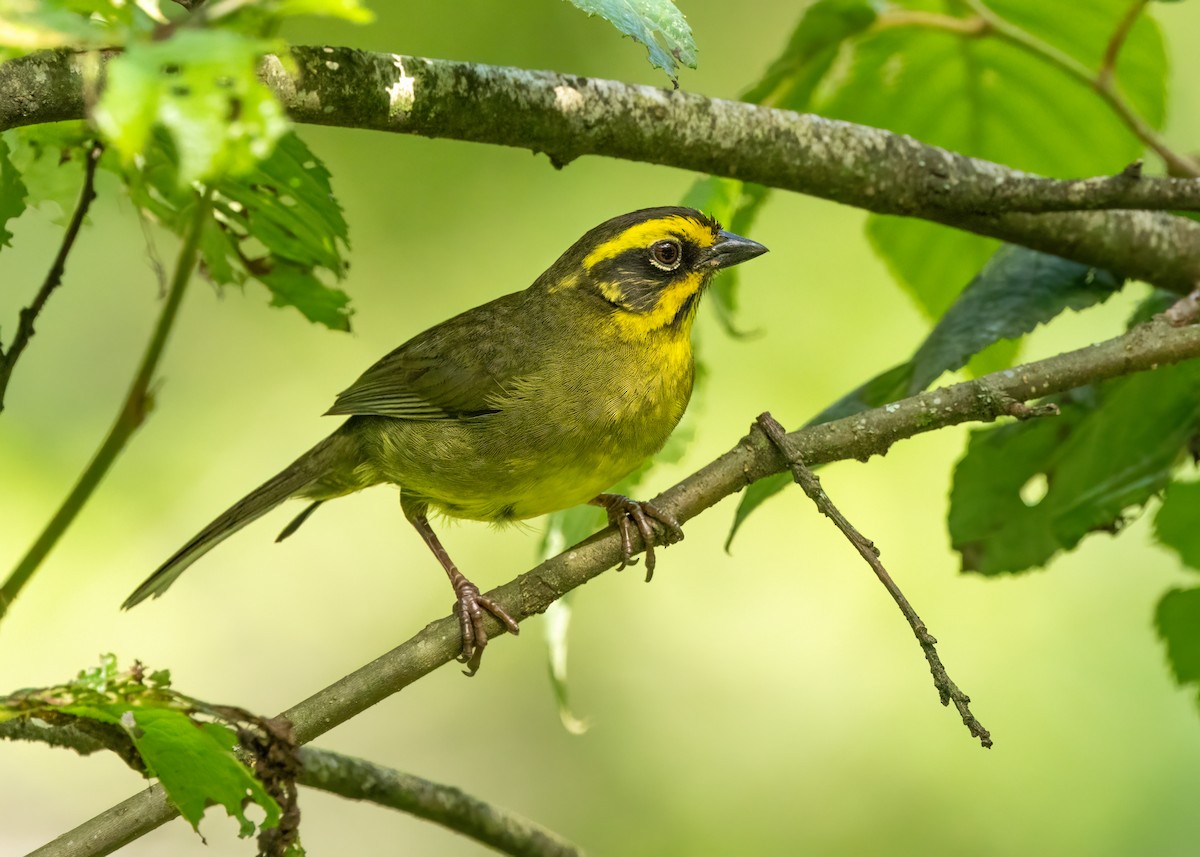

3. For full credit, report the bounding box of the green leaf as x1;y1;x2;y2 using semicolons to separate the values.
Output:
1154;481;1200;571
907;247;1123;393
208;0;373;26
949;361;1200;575
0;135;27;247
3;123;91;227
817;0;1167;316
681;177;770;335
741;0;880;108
1154;588;1200;705
565;0;696;81
124;130;353;330
94;29;288;185
727;246;1121;549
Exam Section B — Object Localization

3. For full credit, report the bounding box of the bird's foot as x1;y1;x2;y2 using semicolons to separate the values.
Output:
592;493;684;582
453;580;520;676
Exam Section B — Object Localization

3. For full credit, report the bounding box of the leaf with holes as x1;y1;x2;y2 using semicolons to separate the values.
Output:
94;29;288;185
565;0;696;80
949;361;1200;575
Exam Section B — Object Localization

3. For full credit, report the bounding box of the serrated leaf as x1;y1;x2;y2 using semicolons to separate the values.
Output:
0;135;27;247
1155;588;1200;704
566;0;696;80
123;130;353;330
949;362;1200;575
94;29;288;185
1155;481;1200;572
817;0;1167;316
3;123;91;227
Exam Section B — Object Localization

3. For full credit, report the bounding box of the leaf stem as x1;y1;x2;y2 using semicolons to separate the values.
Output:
0;188;212;621
0;141;103;413
959;0;1200;177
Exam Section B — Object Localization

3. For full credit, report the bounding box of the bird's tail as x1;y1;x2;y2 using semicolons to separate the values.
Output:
122;431;353;609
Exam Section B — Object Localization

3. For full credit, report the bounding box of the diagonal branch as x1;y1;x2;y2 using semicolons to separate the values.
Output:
2;49;1200;290
754;412;991;748
0;140;102;413
43;314;1200;853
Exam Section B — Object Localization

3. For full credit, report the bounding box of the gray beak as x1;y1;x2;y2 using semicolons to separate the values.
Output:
702;230;769;270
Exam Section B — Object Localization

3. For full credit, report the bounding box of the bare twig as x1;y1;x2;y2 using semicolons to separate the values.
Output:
3;49;1200;289
754;412;992;748
0;140;102;413
42;315;1200;853
0;189;212;620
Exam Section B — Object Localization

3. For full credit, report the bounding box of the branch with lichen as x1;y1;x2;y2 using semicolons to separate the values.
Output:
2;48;1199;292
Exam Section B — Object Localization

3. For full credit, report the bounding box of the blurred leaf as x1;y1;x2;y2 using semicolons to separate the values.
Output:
742;0;880;107
3;123;92;226
125;131;353;329
727;246;1122;549
1154;481;1200;571
209;0;373;26
0;0;152;58
949;361;1200;575
681;177;770;336
94;29;288;185
0;135;27;247
1154;588;1200;706
817;0;1166;316
565;0;696;80
1;655;281;839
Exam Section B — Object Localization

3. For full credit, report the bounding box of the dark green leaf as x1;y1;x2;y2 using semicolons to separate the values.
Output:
727;244;1121;548
3;123;91;227
1154;481;1200;571
908;247;1123;393
259;263;352;331
565;0;696;80
94;29;288;184
0;135;27;248
949;361;1200;575
1154;588;1200;703
818;0;1166;315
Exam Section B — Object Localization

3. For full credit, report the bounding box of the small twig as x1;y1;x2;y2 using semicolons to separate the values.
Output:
0;189;213;621
0;140;103;413
1098;0;1149;88
961;0;1200;178
754;412;993;749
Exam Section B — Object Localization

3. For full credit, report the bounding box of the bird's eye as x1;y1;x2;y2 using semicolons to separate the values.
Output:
649;239;682;271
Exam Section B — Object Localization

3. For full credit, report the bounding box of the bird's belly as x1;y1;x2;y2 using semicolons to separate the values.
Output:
357;356;692;522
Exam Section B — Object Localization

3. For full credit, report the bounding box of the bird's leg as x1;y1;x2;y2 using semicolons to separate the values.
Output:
403;505;520;676
590;493;685;582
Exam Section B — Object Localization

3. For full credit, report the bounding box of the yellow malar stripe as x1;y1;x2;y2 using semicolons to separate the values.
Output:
584;216;718;270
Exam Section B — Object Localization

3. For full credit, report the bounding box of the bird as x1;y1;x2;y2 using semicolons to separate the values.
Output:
123;206;768;673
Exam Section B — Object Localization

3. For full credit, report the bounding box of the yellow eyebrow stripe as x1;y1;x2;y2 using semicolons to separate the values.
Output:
584;216;716;269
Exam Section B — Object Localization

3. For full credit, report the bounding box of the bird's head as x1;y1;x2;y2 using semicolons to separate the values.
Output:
539;207;768;334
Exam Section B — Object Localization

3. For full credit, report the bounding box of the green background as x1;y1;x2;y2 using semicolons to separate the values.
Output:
3;1;1200;854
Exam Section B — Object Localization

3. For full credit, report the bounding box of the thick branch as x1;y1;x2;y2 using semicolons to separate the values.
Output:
3;49;1200;290
46;315;1200;853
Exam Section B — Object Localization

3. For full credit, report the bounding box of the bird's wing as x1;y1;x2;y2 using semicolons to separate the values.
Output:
325;292;533;420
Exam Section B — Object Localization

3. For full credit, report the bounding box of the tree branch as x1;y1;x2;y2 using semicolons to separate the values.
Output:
754;412;991;748
0;140;102;413
3;48;1200;290
42;314;1200;852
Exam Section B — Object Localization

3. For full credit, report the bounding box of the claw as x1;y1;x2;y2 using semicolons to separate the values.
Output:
452;581;520;676
591;493;684;581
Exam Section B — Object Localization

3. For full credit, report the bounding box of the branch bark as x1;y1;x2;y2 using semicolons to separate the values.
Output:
40;314;1200;854
2;48;1199;291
